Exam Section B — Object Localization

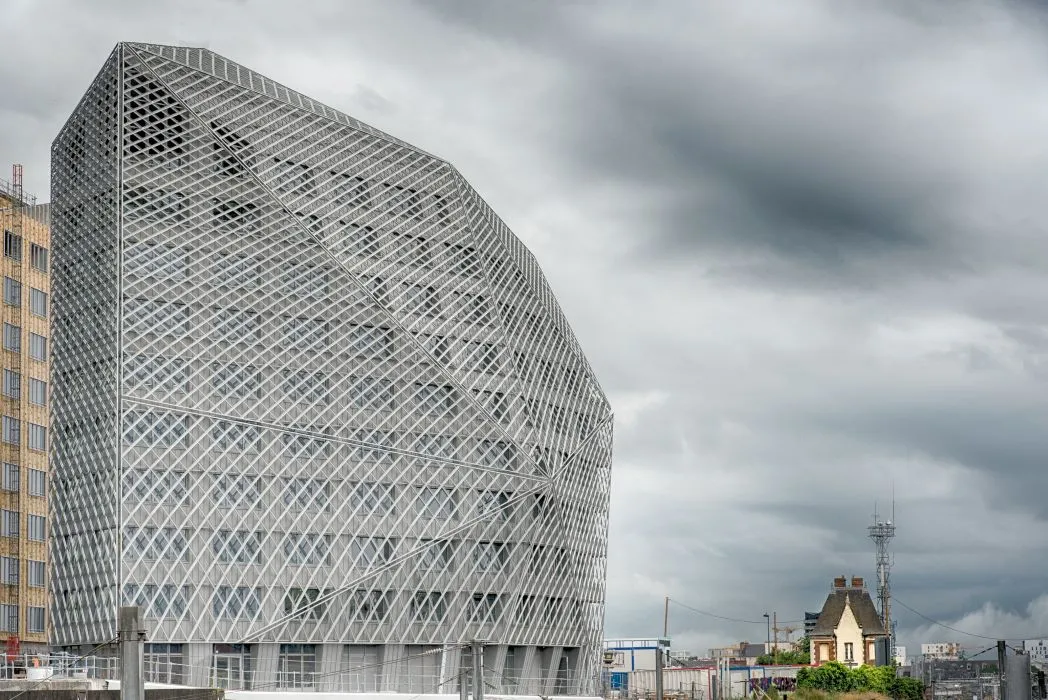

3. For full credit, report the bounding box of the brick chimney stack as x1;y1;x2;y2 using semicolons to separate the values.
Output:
833;576;847;589
851;577;864;589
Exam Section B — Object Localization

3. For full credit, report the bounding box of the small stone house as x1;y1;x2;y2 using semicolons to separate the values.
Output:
810;576;887;667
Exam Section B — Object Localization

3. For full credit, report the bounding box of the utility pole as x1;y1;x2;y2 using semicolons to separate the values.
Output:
998;640;1007;700
764;613;770;659
472;640;484;700
118;606;146;700
664;597;670;638
773;612;778;658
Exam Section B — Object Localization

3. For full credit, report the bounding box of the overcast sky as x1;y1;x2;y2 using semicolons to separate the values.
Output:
7;0;1048;659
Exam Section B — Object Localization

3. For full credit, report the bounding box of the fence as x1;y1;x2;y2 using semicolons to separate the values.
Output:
0;653;602;696
616;666;808;700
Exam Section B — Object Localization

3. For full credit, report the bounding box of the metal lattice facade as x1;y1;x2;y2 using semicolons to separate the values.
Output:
50;43;612;693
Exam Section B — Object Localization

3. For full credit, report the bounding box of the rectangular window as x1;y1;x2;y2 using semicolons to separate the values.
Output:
28;469;44;497
211;471;262;508
3;278;20;307
415;487;456;520
478;490;513;520
1;510;18;537
0;557;17;584
28;333;45;361
418;539;455;572
27;560;43;588
411;592;448;623
844;642;854;661
211;362;261;398
349;482;394;515
0;604;16;632
27;514;45;541
283;533;331;566
27;423;46;452
1;463;17;492
29;288;47;318
282;369;330;404
2;416;19;445
212;586;261;619
124;526;189;562
4;231;22;261
125;355;189;393
27;606;44;633
474;541;508;572
30;244;47;273
281;478;331;512
350;537;394;567
2;370;18;399
278;643;317;690
283;587;331;621
3;323;19;352
28;378;45;406
211;530;262;564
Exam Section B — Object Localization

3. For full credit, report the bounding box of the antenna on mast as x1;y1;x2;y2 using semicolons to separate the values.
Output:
869;496;897;662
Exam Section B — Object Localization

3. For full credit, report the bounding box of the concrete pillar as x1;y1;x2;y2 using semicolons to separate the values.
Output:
488;645;508;694
442;644;463;695
541;647;563;697
518;646;540;696
252;642;279;689
183;643;211;688
381;643;405;692
316;643;342;692
118;607;146;700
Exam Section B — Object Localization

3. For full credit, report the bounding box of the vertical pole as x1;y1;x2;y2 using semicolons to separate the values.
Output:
460;644;469;700
472;640;484;700
655;640;664;700
773;613;778;658
119;606;145;700
764;614;770;660
998;641;1008;700
664;597;670;638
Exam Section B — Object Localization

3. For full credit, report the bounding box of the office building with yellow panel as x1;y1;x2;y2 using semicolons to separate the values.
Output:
0;168;51;654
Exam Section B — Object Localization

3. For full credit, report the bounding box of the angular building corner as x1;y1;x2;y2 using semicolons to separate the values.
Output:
50;42;613;694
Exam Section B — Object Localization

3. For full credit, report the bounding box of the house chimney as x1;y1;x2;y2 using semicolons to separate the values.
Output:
833;576;846;589
852;577;864;589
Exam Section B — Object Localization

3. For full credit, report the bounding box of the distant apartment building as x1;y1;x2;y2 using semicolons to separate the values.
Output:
922;642;962;660
894;645;907;666
810;576;887;667
0;168;51;654
804;611;820;638
1025;640;1048;663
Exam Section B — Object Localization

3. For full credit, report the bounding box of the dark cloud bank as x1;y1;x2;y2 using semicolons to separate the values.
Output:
5;0;1048;656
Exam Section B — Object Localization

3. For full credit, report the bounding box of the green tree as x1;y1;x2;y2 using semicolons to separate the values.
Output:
757;649;811;665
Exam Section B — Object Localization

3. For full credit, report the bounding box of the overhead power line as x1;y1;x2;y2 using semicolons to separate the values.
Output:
893;597;1048;642
667;598;767;625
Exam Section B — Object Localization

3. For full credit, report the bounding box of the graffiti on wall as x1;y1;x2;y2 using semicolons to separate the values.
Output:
748;677;798;693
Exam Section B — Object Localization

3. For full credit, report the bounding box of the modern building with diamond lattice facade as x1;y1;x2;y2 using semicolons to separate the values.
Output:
50;43;612;694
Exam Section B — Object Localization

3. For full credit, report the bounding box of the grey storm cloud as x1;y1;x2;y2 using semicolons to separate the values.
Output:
4;0;1048;658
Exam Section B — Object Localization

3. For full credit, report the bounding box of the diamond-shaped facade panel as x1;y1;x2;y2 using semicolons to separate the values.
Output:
51;43;612;694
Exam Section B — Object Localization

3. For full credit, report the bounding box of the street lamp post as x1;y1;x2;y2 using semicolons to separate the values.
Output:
763;613;771;662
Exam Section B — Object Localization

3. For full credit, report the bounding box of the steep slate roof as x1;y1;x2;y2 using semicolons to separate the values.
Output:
812;589;887;636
